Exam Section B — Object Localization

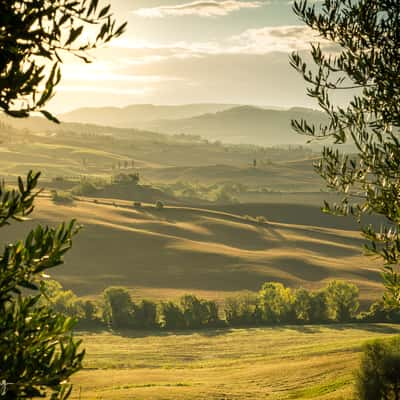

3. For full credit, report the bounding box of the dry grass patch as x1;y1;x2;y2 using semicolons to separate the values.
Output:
69;324;400;399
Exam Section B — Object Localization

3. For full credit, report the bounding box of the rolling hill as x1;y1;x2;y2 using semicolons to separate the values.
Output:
0;114;319;184
1;196;382;303
60;103;238;127
59;104;328;146
142;106;328;146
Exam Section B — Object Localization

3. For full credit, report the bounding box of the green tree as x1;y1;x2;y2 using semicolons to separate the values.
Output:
309;290;329;324
355;337;400;400
293;288;313;323
103;287;134;330
258;282;293;324
202;299;220;327
178;295;220;329
179;294;207;329
134;299;158;329
290;1;400;304
324;280;359;322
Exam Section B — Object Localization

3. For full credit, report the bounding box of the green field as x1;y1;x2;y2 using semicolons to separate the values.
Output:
69;324;400;400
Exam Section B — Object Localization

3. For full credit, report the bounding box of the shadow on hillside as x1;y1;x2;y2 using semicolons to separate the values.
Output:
105;323;400;339
115;327;234;339
285;323;400;335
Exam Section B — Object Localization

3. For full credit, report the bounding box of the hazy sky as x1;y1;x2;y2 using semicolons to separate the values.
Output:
49;0;324;113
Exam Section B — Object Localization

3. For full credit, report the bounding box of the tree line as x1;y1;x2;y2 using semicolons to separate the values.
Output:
41;280;400;332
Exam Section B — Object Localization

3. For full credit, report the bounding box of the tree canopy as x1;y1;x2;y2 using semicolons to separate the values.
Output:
0;0;126;121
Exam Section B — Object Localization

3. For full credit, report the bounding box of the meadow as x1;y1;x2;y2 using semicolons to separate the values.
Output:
70;324;400;400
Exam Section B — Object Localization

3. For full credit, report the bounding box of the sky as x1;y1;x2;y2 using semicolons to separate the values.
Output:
49;0;325;113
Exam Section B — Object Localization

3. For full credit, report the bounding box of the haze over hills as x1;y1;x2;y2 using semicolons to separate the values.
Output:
144;106;328;146
59;104;327;146
61;103;239;127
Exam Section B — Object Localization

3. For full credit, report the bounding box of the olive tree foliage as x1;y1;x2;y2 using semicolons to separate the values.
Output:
0;172;83;399
290;0;400;304
0;1;126;397
0;0;127;121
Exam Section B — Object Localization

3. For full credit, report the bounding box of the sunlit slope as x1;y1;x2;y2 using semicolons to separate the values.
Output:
1;197;382;300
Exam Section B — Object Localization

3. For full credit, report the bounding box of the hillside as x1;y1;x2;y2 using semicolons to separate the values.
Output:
142;159;321;191
141;106;328;146
1;196;382;302
0;116;318;186
60;104;238;127
58;104;328;147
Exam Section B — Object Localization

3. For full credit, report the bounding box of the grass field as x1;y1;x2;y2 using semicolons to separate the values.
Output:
69;324;400;399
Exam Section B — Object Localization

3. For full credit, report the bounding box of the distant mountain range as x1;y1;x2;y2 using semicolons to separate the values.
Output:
142;106;327;146
61;103;238;127
61;104;327;146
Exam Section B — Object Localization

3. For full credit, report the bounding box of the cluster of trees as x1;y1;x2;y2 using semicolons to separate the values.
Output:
41;280;400;332
224;281;396;326
103;288;220;330
70;173;140;196
112;172;140;185
39;281;102;329
161;181;248;204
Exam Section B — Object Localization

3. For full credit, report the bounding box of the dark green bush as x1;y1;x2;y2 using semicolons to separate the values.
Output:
355;337;400;400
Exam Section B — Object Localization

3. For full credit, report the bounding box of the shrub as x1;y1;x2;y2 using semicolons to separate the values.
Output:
355;337;400;400
51;190;74;205
133;201;142;208
72;180;99;196
155;200;164;210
